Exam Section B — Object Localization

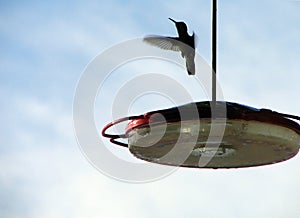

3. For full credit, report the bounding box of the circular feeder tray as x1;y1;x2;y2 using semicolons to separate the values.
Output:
102;101;300;169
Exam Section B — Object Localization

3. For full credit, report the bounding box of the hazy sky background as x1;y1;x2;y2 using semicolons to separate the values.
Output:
1;0;300;217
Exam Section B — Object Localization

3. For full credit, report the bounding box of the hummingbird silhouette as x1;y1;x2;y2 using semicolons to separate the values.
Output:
144;18;196;75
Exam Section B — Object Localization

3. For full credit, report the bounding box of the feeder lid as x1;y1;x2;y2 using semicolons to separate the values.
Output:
102;101;300;168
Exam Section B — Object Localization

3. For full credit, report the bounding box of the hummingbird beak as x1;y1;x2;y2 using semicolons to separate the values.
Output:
168;18;177;23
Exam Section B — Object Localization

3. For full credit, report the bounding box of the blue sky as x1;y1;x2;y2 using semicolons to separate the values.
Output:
1;0;300;217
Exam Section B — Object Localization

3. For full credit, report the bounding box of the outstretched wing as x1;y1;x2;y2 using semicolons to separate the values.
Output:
143;35;181;51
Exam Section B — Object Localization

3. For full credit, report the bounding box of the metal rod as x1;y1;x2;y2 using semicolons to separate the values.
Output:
212;0;217;103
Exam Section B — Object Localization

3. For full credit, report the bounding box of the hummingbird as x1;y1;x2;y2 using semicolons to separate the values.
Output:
144;18;196;75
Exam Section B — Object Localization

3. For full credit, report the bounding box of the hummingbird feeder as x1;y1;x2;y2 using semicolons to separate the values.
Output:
102;0;300;168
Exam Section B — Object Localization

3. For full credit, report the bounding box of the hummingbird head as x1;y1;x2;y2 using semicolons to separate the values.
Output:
168;18;188;33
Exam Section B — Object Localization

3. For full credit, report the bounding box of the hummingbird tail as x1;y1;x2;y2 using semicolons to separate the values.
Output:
188;70;195;76
185;55;196;76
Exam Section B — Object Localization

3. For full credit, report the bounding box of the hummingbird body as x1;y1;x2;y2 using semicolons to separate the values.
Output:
144;18;196;75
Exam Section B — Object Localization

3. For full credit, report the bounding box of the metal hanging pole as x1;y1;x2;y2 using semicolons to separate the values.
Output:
212;0;217;103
